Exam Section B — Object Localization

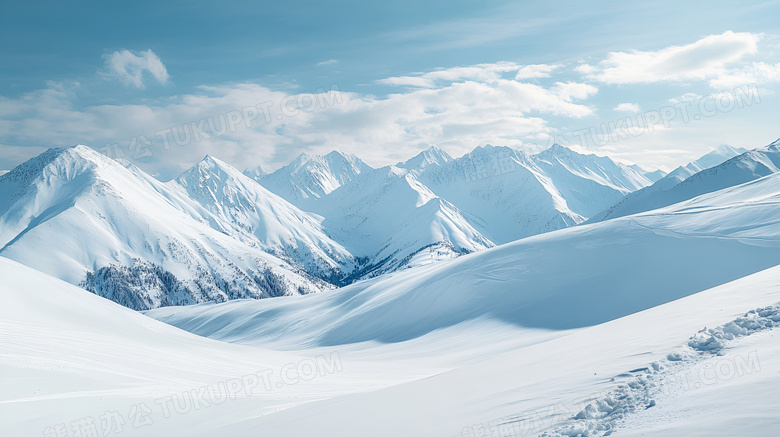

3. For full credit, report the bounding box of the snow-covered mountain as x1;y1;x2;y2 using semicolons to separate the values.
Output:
308;165;493;279
532;143;652;193
591;143;761;222
246;148;495;280
0;146;329;310
413;144;651;243
239;144;657;275
173;155;354;281
252;151;372;209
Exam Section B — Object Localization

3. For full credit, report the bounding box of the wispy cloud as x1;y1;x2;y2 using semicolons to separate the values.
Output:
103;49;169;89
515;64;562;80
577;31;760;85
709;61;780;88
317;59;338;66
613;102;641;113
377;62;564;88
377;62;519;88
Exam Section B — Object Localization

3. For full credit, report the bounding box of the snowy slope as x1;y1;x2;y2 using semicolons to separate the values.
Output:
253;151;372;209
591;144;754;222
173;155;354;280
0;256;435;437
188;268;779;437
5;254;778;437
148;170;780;348
0;146;327;310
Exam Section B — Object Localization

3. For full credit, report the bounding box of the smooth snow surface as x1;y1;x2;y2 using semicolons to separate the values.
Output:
4;257;779;436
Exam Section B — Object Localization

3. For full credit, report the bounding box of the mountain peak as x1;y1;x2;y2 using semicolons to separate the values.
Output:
59;145;118;165
764;138;780;151
531;143;652;193
324;150;350;160
462;144;532;167
688;145;749;172
243;165;266;180
176;154;248;188
287;151;356;172
714;144;740;155
540;143;580;157
471;144;514;155
259;150;371;204
194;154;237;171
1;145;120;188
398;146;453;170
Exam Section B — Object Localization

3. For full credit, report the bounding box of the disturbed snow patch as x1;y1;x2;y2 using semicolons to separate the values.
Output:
540;304;780;437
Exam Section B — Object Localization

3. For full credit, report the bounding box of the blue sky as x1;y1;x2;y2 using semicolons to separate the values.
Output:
2;0;780;178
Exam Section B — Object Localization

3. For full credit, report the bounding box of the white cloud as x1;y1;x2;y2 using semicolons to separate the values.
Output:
377;62;520;88
515;64;562;80
377;62;563;88
104;49;170;89
709;61;780;89
317;59;338;66
579;31;760;85
668;93;702;104
551;82;598;102
613;102;641;113
574;63;598;75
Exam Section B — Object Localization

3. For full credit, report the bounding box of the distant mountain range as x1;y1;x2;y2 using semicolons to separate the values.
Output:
589;142;780;222
2;141;775;309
